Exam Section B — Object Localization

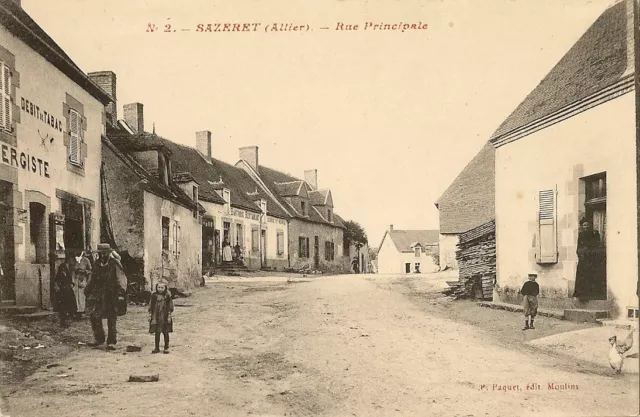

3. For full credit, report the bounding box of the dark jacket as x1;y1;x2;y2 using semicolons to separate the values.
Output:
85;256;127;319
520;281;540;297
54;262;77;313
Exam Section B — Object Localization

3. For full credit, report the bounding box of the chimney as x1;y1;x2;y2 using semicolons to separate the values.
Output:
304;169;318;190
88;71;117;125
123;103;144;133
239;146;259;172
196;131;212;159
389;224;394;232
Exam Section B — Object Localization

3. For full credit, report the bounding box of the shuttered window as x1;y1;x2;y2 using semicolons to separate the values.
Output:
69;109;81;166
537;188;558;264
251;227;259;252
172;221;181;258
0;63;11;132
277;231;284;256
162;217;170;250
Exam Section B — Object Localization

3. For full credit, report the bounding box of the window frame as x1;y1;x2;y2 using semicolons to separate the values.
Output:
277;231;285;256
161;216;170;251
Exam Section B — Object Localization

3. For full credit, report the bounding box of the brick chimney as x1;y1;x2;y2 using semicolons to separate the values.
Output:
389;224;394;232
196;131;212;159
304;169;318;190
123;103;144;133
88;71;117;125
239;146;259;172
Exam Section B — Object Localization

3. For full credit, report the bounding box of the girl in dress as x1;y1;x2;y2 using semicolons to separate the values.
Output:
148;280;174;354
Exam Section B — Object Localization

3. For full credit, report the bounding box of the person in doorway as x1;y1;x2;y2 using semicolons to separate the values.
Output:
68;250;92;319
351;257;359;274
222;237;233;262
53;260;77;328
148;279;174;354
85;243;127;351
520;271;540;330
573;218;601;300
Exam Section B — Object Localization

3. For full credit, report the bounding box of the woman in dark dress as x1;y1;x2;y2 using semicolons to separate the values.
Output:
54;260;78;328
573;218;601;299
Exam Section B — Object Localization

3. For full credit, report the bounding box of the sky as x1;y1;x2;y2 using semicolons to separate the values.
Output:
22;0;615;247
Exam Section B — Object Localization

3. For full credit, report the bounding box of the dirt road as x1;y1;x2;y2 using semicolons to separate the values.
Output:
2;274;638;417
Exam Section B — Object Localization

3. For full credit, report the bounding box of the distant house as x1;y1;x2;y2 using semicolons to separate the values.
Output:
434;142;495;270
490;0;637;319
376;226;439;274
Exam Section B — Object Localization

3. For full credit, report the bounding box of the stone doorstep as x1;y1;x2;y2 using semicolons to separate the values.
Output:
15;311;57;321
477;301;565;320
563;308;609;323
0;305;38;315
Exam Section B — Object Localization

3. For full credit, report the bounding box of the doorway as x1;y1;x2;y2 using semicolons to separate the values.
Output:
0;181;15;301
202;217;214;273
579;173;607;300
405;263;411;273
29;202;47;263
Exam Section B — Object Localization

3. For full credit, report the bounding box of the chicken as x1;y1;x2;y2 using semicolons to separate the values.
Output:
608;329;635;374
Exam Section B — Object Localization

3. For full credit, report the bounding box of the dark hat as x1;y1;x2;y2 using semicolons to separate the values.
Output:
97;243;111;253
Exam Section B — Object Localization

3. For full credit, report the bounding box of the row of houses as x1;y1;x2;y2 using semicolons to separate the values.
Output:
0;0;364;309
436;0;638;320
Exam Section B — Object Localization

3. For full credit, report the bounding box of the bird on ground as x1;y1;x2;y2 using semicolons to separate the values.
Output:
608;329;635;374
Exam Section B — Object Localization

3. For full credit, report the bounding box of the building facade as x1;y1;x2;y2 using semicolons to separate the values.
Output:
376;226;439;274
98;90;204;292
491;0;638;319
236;150;350;273
0;1;111;307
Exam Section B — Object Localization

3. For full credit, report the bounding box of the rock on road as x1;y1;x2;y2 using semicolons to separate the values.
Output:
3;274;638;417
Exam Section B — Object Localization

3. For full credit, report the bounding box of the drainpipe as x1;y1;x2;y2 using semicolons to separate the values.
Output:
635;0;640;307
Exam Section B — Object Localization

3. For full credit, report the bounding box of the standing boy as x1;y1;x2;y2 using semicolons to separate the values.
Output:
521;271;540;330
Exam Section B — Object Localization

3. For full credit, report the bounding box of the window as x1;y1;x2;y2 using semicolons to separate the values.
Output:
537;188;558;264
415;263;421;273
68;108;82;166
252;227;259;252
324;241;335;261
172;220;181;258
299;236;310;258
162;217;170;250
260;200;267;214
0;62;11;132
584;173;606;246
277;231;284;256
223;189;231;214
414;247;421;257
301;201;306;216
327;209;332;222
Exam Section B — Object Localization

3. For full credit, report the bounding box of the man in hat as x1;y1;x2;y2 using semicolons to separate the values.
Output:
84;243;127;350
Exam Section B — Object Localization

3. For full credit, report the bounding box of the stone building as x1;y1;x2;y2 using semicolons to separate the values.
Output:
0;0;111;307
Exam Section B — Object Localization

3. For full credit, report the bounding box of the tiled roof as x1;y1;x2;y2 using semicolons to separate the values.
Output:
435;142;495;235
490;0;632;142
257;166;345;229
387;230;439;253
274;181;305;197
309;190;331;206
173;172;198;184
110;129;287;217
103;130;201;213
0;0;111;104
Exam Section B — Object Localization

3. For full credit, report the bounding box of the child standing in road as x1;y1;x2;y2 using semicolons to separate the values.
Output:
520;272;540;330
149;280;174;354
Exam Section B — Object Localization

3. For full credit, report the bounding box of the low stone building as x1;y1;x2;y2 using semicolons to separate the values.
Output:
376;226;439;275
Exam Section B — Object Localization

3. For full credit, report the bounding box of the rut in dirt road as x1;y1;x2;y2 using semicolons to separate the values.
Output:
2;275;638;417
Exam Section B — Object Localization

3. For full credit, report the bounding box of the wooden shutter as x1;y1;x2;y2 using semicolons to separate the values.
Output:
69;109;80;164
0;63;9;131
538;188;558;264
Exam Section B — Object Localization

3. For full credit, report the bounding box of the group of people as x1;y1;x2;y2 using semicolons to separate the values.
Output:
54;243;174;353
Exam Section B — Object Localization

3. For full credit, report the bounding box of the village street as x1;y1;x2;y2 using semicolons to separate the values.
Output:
1;273;638;417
